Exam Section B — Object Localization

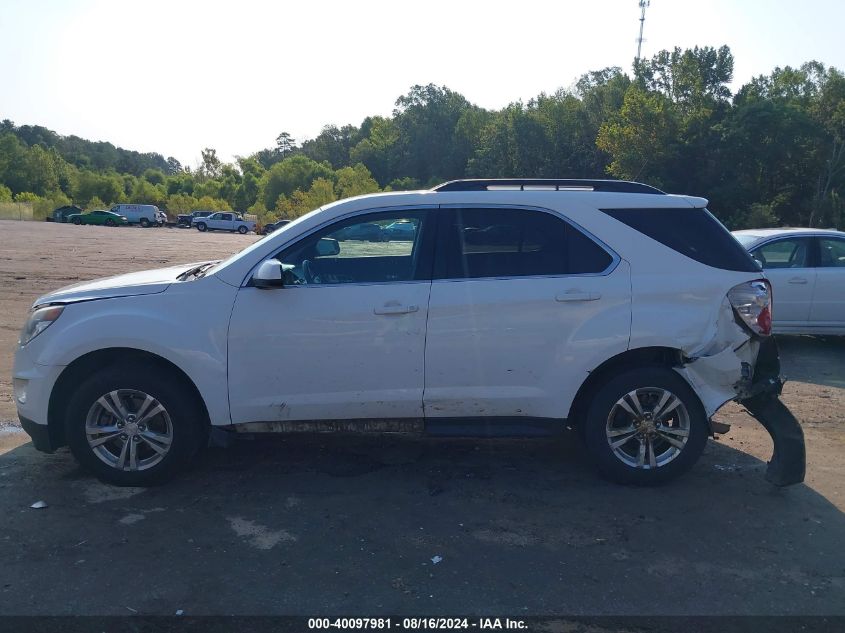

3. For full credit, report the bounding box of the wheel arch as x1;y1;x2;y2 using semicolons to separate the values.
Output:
47;347;211;449
568;346;699;429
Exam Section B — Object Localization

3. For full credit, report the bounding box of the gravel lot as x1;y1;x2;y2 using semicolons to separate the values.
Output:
0;219;844;616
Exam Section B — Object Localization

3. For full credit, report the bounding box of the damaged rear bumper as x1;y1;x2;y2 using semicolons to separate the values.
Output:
735;336;806;487
675;305;805;486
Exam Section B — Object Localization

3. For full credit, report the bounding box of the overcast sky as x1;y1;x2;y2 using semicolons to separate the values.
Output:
2;0;844;168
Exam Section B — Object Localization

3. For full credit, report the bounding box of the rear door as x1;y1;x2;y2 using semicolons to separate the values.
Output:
750;237;815;327
809;236;845;328
423;206;631;422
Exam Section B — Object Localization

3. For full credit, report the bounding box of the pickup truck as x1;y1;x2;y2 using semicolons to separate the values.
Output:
177;210;213;228
193;212;256;234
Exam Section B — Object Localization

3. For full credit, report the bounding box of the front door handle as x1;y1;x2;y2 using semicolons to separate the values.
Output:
374;304;419;315
556;291;601;302
788;277;808;284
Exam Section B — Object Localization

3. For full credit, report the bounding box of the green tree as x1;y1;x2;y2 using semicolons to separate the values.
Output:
198;148;222;180
276;178;337;219
596;86;680;185
87;195;108;210
130;178;167;206
143;168;166;185
275;132;297;160
259;155;334;210
73;170;125;205
301;124;359;168
350;116;399;185
334;163;380;199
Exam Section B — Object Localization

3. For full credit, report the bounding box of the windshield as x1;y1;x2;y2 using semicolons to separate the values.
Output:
732;233;762;247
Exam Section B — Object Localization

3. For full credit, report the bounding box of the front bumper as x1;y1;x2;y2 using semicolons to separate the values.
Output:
19;416;55;453
13;344;65;453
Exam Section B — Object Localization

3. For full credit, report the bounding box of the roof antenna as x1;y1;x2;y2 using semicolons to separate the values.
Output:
636;0;650;62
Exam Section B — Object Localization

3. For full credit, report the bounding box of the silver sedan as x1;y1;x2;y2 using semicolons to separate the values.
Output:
733;228;845;335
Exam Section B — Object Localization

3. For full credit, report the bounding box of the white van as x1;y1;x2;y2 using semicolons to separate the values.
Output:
110;204;161;227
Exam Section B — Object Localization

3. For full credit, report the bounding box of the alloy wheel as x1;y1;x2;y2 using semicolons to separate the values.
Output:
605;387;690;469
85;389;173;471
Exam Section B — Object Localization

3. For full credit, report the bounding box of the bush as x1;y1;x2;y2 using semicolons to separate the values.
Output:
744;203;780;229
87;196;108;210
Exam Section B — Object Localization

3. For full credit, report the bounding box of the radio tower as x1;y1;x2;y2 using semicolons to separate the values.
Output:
636;0;650;62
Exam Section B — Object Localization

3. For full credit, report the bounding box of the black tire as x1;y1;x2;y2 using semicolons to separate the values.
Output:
196;222;207;232
72;217;82;225
105;219;116;227
140;218;151;228
64;362;206;486
583;366;708;485
238;225;248;234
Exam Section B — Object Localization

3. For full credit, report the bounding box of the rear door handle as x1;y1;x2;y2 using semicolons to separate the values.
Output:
374;304;419;315
555;291;601;302
788;277;808;284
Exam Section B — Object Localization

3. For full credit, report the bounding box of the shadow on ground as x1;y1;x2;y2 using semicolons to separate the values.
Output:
1;430;844;616
776;335;845;389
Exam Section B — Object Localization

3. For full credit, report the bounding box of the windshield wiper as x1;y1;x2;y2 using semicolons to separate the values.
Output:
178;261;218;281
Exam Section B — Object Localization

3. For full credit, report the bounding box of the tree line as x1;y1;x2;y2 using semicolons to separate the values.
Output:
1;44;843;229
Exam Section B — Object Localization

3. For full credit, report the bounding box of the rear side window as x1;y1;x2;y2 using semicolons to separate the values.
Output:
435;208;613;279
819;237;845;268
601;207;759;272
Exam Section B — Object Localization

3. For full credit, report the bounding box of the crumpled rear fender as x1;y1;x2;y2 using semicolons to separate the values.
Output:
673;296;757;418
671;298;805;486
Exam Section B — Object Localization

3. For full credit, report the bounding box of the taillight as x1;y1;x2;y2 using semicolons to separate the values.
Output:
728;280;772;337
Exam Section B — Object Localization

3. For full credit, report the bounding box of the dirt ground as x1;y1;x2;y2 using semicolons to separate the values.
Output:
0;219;844;616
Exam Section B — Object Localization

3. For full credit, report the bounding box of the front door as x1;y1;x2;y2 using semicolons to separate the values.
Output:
750;237;815;327
207;213;232;230
227;208;435;424
423;206;631;422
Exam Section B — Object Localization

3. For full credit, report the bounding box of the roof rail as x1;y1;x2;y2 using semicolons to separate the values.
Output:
432;179;665;195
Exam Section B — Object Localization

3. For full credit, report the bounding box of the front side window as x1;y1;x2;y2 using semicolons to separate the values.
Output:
435;208;613;279
818;237;845;268
276;211;428;285
751;238;811;269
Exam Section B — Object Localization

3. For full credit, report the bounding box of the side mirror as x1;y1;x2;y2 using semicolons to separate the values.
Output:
315;237;340;257
252;260;285;289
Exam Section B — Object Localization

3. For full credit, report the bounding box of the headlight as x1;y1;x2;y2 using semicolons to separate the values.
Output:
19;305;64;346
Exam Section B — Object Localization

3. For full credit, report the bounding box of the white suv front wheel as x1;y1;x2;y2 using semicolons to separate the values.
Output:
64;363;205;486
583;367;708;485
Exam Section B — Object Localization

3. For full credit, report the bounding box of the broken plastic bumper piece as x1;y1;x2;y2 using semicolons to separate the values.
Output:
736;336;806;487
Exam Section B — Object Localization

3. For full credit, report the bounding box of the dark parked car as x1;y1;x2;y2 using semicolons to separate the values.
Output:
49;205;83;223
262;219;291;235
177;210;214;228
67;210;129;226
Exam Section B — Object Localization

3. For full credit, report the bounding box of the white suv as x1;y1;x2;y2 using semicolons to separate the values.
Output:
13;179;805;486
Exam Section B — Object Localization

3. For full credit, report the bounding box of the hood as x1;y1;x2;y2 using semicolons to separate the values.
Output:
32;262;208;307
